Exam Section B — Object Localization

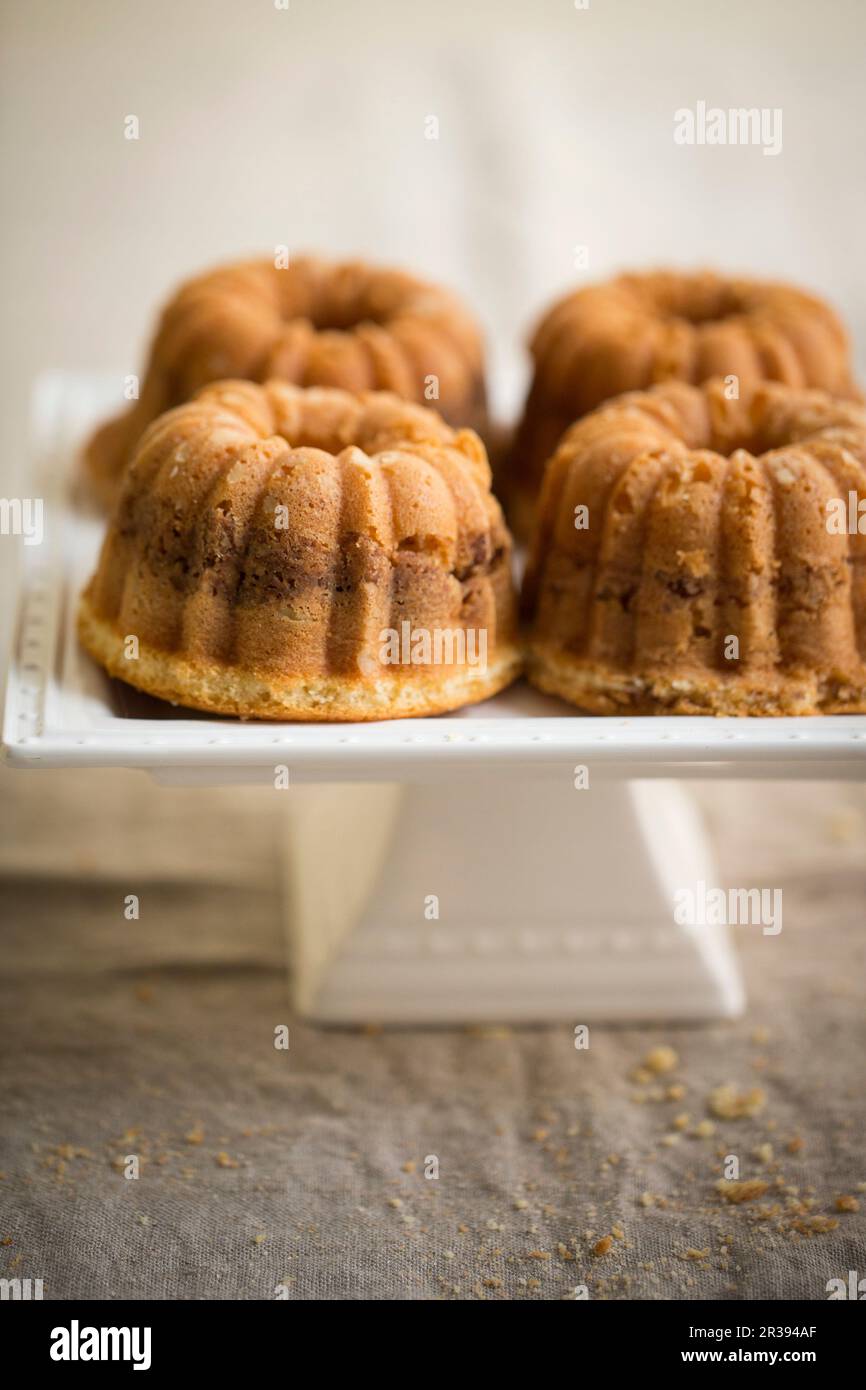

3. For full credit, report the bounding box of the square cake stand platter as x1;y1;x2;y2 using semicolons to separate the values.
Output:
4;372;866;1025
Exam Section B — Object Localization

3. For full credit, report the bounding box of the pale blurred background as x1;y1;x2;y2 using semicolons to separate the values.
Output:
2;0;865;469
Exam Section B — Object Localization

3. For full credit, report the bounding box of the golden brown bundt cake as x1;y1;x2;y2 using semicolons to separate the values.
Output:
523;379;866;716
78;381;521;721
506;270;859;537
85;257;488;508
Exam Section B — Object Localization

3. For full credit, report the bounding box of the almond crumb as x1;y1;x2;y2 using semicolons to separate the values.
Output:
644;1046;679;1075
793;1214;838;1234
708;1084;766;1119
592;1236;613;1257
716;1179;769;1204
835;1195;860;1213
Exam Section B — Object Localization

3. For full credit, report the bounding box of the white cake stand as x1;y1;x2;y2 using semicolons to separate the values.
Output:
277;776;744;1023
5;374;866;1024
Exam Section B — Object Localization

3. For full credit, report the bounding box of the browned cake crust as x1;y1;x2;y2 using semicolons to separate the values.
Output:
79;381;521;721
523;379;866;716
505;270;860;537
85;257;488;508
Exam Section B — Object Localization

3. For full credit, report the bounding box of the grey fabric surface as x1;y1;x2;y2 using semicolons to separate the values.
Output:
1;768;865;1301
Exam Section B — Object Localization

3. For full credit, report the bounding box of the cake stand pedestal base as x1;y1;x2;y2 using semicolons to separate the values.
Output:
280;778;745;1025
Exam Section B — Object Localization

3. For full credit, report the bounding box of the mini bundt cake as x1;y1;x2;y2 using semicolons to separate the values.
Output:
85;257;488;507
523;379;866;716
78;381;520;721
506;270;859;536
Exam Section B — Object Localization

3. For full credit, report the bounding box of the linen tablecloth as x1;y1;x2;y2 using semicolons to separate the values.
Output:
2;767;864;1300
